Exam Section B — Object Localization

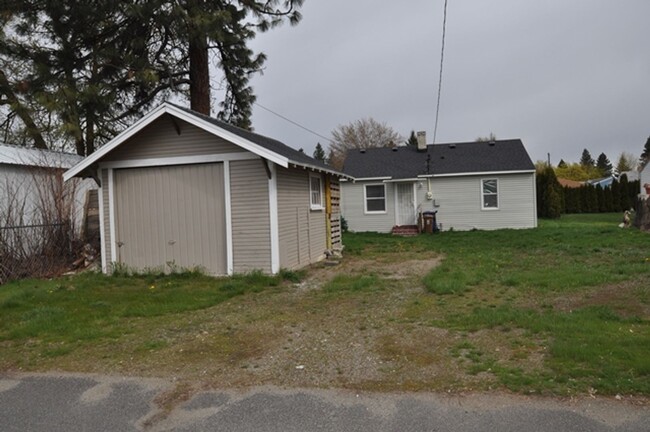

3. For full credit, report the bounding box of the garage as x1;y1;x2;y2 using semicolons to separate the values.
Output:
113;163;227;274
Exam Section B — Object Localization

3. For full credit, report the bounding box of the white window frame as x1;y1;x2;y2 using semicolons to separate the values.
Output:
364;183;387;214
309;173;324;211
481;178;499;210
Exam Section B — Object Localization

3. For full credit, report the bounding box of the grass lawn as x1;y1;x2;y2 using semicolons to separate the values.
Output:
1;213;649;396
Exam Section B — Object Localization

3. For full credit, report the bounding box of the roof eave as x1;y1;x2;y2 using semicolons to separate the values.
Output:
64;102;293;182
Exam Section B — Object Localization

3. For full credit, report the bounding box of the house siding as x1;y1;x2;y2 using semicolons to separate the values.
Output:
341;181;396;233
341;173;536;232
230;159;272;273
417;173;537;231
104;116;245;161
277;166;327;269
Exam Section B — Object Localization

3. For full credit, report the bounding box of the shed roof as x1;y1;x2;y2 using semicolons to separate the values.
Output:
65;103;348;181
342;139;534;179
0;142;83;169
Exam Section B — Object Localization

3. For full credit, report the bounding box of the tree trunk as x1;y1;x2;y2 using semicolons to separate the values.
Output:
634;196;650;232
0;69;48;149
189;33;210;115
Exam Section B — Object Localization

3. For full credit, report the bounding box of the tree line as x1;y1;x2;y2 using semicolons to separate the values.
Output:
537;140;649;218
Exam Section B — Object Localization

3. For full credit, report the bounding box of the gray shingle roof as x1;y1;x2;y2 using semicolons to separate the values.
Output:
0;142;83;169
342;139;534;179
171;104;339;174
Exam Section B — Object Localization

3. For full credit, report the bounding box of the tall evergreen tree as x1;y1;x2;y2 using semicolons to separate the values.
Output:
596;153;613;177
619;174;631;211
406;130;418;146
580;148;595;167
611;179;622;212
313;142;326;162
536;166;562;218
615;152;636;175
0;1;303;154
640;136;650;168
558;159;567;168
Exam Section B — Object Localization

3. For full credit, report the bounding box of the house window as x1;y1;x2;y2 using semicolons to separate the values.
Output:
365;184;386;213
481;179;499;209
310;174;323;210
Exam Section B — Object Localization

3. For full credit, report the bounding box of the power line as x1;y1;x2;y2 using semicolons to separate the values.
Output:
433;0;449;145
254;102;333;144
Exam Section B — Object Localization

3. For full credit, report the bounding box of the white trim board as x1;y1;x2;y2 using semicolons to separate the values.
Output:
98;152;258;170
98;168;107;273
417;170;535;179
108;168;117;264
268;162;280;274
224;161;234;275
64;103;290;181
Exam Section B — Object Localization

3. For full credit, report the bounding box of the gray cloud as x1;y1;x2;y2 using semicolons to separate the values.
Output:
243;0;650;166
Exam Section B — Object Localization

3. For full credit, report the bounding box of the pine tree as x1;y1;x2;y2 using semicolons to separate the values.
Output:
640;136;650;168
596;153;613;177
0;1;304;154
611;179;622;212
619;174;631;211
580;149;595;167
313;142;326;162
406;130;418;146
558;159;567;168
537;166;562;218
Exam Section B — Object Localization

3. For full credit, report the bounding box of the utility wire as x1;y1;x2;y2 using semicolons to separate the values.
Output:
254;102;334;144
433;0;449;145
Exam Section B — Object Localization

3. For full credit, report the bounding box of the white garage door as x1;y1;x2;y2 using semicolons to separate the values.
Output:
114;163;227;275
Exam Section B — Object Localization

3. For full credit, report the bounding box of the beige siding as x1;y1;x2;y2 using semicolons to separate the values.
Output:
101;169;111;266
340;181;396;233
230;159;271;273
416;173;537;231
277;167;327;269
104;116;244;161
113;163;227;274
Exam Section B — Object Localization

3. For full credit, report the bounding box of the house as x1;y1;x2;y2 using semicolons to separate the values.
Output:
0;143;94;232
557;178;584;189
641;163;650;195
586;176;615;188
340;134;537;232
64;102;347;276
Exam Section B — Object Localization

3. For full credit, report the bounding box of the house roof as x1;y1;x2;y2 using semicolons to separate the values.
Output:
0;142;83;169
586;176;615;187
64;102;348;181
342;139;534;180
557;177;584;188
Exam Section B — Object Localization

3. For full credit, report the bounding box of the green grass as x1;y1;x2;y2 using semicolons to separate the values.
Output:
1;213;649;396
0;270;292;344
344;213;650;394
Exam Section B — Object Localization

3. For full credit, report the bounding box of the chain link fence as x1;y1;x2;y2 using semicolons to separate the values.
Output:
0;221;79;284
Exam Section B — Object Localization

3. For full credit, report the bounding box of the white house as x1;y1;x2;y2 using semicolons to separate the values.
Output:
340;134;537;232
0;143;93;231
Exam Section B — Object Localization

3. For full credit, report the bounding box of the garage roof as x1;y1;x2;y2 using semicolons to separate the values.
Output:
64;103;348;181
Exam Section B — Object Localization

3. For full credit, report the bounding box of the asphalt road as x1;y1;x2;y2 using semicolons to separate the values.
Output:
0;373;648;431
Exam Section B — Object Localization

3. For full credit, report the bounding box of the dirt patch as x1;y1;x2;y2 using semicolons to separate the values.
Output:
297;252;442;290
553;279;650;318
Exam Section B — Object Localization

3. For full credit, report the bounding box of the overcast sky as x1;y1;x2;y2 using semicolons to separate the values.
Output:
234;0;650;166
